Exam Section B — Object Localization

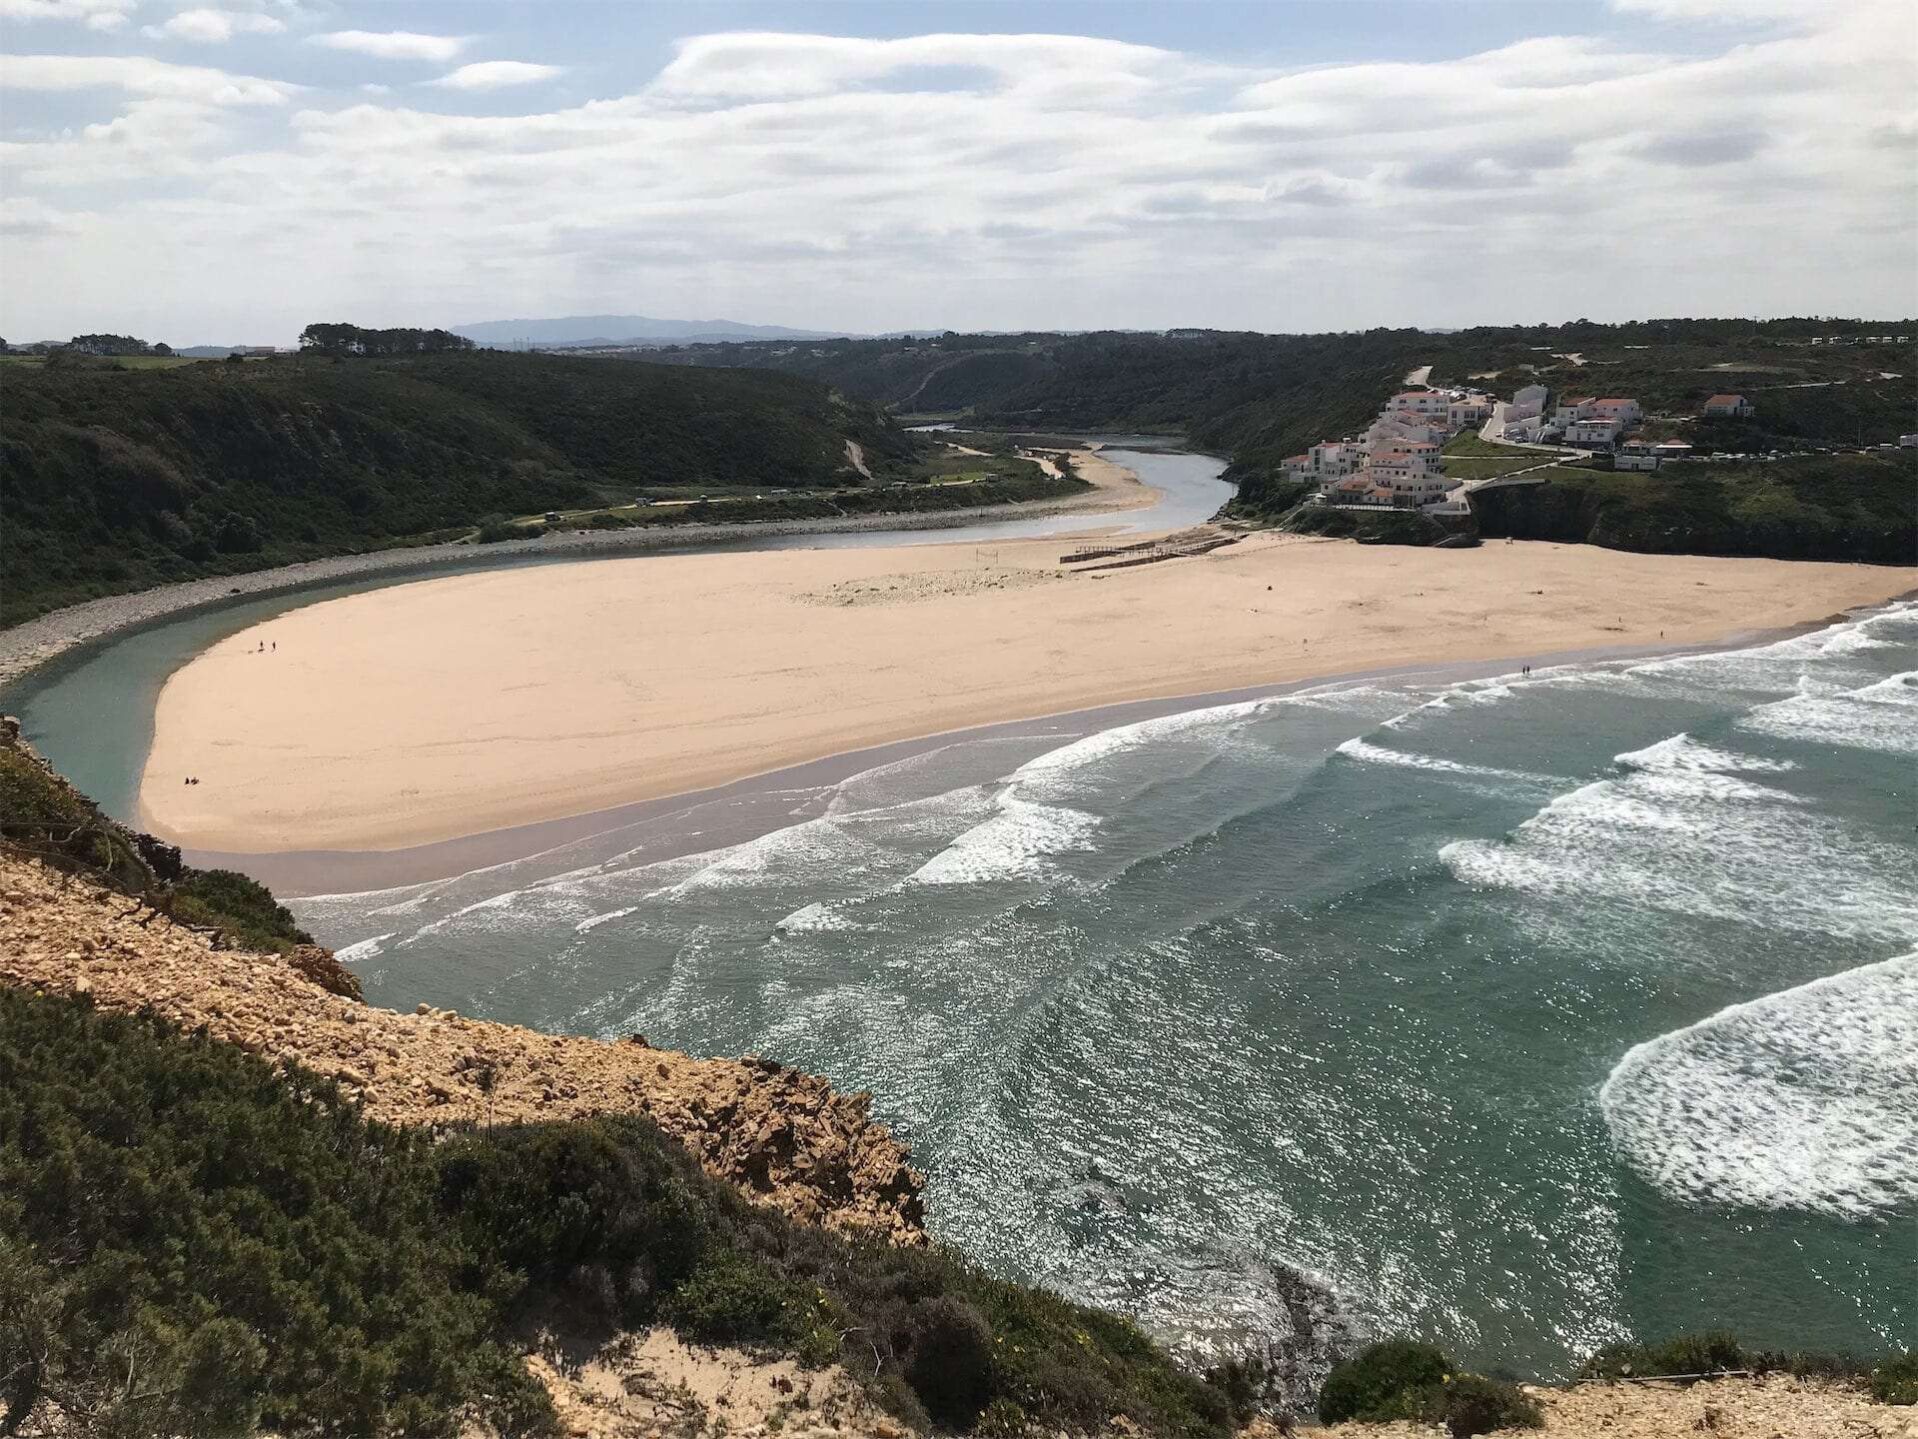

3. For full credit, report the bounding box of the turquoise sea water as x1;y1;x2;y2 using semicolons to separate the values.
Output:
8;469;1912;1375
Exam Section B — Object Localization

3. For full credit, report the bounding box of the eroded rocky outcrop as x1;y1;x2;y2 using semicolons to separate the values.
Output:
0;853;925;1241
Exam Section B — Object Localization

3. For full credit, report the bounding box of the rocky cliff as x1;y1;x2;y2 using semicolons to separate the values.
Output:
0;852;924;1242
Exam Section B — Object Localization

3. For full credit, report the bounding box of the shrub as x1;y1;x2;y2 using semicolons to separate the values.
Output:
1317;1339;1450;1423
476;519;543;543
171;865;313;951
664;1251;803;1345
1580;1331;1747;1381
0;989;553;1436
1441;1372;1542;1437
434;1118;712;1328
1871;1352;1918;1405
901;1296;996;1429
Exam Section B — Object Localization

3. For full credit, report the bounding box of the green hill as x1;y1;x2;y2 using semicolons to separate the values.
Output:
1469;451;1916;564
655;320;1918;554
0;351;922;626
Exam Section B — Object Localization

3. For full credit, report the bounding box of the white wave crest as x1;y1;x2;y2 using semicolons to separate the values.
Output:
1598;953;1918;1218
1616;734;1796;775
775;901;862;933
1334;736;1550;786
1738;671;1918;758
1440;748;1913;942
907;796;1099;886
574;905;639;934
333;932;395;963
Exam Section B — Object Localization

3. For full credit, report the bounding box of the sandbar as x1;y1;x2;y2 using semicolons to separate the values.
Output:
141;536;1916;853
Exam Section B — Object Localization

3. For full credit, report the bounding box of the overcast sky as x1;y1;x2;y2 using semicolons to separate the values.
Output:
2;0;1913;345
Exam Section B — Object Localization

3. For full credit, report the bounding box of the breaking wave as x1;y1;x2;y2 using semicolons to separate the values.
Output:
1599;953;1918;1218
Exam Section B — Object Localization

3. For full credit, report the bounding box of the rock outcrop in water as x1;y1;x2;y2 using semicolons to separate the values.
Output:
0;852;926;1242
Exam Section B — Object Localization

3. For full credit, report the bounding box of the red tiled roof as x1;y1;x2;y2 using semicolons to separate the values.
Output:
1705;394;1744;406
1593;397;1636;405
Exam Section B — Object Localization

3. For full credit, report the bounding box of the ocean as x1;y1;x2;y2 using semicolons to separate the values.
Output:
7;455;1912;1377
288;598;1917;1376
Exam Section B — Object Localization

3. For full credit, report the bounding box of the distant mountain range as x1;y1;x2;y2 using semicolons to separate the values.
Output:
451;315;858;348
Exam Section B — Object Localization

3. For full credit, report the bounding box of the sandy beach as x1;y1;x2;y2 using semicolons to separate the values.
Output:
138;530;1916;855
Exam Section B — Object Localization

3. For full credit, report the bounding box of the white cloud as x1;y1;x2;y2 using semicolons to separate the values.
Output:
143;7;284;43
0;0;137;30
653;31;1195;102
429;59;562;91
2;4;1913;341
308;29;467;62
0;52;295;104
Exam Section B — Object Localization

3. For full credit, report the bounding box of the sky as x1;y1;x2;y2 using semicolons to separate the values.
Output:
2;0;1914;345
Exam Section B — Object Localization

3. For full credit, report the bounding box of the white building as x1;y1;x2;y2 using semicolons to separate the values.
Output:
1614;437;1692;472
1587;397;1642;427
1366;439;1448;505
1282;440;1364;488
1448;393;1494;428
1702;393;1755;418
1386;389;1452;421
1564;416;1625;450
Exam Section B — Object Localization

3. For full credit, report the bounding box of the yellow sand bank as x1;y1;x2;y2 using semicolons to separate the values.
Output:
140;535;1915;852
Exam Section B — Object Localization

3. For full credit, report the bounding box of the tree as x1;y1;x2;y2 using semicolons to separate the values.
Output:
152;342;173;356
298;323;475;357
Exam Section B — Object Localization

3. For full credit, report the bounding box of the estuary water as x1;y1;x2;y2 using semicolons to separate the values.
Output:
278;598;1916;1374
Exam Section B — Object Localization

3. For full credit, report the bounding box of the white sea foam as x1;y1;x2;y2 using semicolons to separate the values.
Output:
1440;745;1915;942
574;905;639;934
1598;952;1918;1218
1334;736;1550;786
775;901;862;933
333;932;395;963
1738;671;1918;758
907;795;1100;886
1616;734;1796;775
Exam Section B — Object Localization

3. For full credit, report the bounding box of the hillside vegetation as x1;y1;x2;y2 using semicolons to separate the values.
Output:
0;352;921;626
656;319;1917;560
0;989;1262;1436
0;723;316;960
1470;451;1916;564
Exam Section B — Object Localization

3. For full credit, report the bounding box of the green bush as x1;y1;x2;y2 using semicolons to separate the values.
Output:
1317;1339;1449;1423
1869;1352;1918;1405
1580;1330;1748;1381
1317;1342;1539;1436
171;865;312;951
901;1295;996;1429
664;1251;803;1345
1441;1372;1542;1437
0;989;552;1436
476;519;544;543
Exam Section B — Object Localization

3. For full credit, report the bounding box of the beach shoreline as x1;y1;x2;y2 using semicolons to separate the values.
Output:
175;630;1798;897
133;528;1917;882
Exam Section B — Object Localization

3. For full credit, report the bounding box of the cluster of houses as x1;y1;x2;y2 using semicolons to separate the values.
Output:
1279;377;1768;509
1804;333;1911;346
1279;385;1496;508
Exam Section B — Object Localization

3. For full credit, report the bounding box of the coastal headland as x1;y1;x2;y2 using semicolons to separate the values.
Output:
139;525;1916;857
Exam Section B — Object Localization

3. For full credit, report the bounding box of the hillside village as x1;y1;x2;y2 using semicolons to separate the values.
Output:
1277;379;1836;513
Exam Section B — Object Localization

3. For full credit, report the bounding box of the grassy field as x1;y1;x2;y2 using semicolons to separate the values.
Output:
0;353;205;370
1440;433;1556;482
